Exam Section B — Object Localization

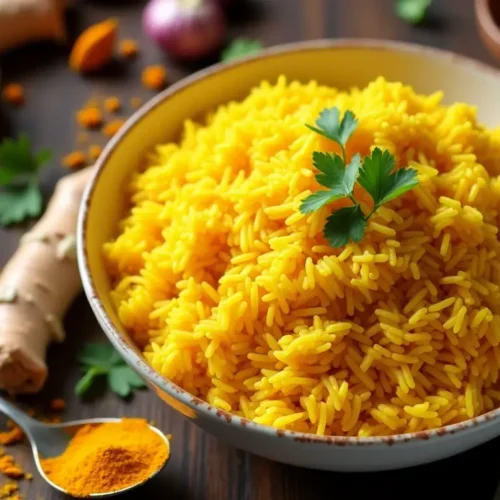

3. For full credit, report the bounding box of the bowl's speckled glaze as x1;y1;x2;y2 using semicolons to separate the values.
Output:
78;39;500;471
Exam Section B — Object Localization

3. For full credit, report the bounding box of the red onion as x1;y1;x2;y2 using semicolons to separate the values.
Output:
143;0;227;60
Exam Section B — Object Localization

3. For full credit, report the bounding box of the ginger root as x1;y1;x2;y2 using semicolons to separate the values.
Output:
0;0;67;55
0;166;95;394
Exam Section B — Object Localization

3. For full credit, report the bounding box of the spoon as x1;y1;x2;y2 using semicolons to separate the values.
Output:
0;396;171;497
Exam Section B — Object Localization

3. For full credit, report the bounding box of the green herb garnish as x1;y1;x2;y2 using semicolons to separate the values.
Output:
300;107;418;248
0;135;51;226
76;342;146;398
395;0;432;25
221;38;263;62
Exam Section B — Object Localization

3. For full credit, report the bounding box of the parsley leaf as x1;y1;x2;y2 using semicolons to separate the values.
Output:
306;107;358;150
300;153;361;213
358;147;419;207
324;205;366;248
76;342;146;398
0;135;52;226
0;182;42;226
395;0;432;24
221;38;263;62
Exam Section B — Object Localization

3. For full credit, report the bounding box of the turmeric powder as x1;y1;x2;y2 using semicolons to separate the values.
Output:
70;19;118;72
142;65;167;91
40;418;170;497
76;106;103;129
1;84;24;106
62;151;86;170
0;482;18;498
103;120;124;138
0;425;23;446
119;39;139;58
104;96;121;113
0;454;24;479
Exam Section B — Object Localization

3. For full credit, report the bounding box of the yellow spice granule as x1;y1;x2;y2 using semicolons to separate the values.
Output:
104;96;121;113
103;120;124;138
119;39;139;58
142;65;167;91
62;151;86;169
0;482;18;498
76;107;103;129
88;144;102;161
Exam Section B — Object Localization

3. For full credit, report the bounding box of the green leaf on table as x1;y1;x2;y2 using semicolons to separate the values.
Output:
76;342;146;399
395;0;432;24
306;107;358;148
221;38;263;62
358;147;418;207
324;205;367;248
0;182;42;226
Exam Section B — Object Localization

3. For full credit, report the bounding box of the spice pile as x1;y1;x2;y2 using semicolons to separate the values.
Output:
40;418;169;497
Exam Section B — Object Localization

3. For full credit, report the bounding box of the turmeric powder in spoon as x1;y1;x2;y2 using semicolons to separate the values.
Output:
40;418;170;497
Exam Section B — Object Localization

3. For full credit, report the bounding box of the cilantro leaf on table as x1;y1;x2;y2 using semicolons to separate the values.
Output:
358;148;418;207
76;342;146;399
395;0;432;25
300;153;360;213
324;205;366;248
306;107;358;152
221;38;263;62
0;135;52;226
299;107;419;247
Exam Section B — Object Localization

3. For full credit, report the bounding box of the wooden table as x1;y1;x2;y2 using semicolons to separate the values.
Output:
1;1;500;498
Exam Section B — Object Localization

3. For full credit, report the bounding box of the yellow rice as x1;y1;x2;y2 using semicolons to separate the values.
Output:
104;76;500;437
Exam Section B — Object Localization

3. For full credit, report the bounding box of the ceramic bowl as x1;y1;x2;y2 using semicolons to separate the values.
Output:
78;39;500;471
475;0;500;62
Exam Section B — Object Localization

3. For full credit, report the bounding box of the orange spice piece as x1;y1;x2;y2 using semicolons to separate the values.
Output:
76;106;103;129
2;84;24;106
119;39;139;58
24;473;33;480
88;145;102;162
142;65;167;91
0;482;18;498
62;151;86;170
104;97;121;113
70;19;118;72
130;97;142;109
49;399;66;412
0;426;23;446
0;454;24;479
103;120;124;138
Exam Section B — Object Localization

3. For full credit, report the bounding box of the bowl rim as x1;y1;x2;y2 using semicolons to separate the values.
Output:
78;38;500;448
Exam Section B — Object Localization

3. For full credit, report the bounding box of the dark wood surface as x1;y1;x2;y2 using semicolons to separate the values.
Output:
1;1;500;499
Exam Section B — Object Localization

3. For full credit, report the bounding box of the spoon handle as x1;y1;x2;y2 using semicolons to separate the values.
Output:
0;395;39;435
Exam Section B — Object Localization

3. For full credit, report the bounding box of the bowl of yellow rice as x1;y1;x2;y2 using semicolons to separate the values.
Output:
78;39;500;471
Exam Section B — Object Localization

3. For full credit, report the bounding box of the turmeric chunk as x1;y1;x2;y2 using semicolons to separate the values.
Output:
142;65;167;91
70;19;118;72
103;120;125;138
119;39;139;58
62;151;86;170
2;84;24;106
104;96;121;113
0;426;23;446
76;107;103;129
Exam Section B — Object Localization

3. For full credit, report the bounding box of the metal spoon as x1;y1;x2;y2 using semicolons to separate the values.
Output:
0;396;171;497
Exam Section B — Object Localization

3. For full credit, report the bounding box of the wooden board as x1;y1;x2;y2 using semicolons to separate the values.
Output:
1;1;500;498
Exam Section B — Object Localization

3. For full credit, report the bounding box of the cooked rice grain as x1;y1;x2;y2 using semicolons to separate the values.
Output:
104;77;500;437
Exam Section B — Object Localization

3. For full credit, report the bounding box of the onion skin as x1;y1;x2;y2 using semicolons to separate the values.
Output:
143;0;227;60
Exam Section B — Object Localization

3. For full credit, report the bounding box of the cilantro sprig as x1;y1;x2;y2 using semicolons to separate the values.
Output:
221;38;263;62
0;135;51;226
300;107;418;248
76;342;146;398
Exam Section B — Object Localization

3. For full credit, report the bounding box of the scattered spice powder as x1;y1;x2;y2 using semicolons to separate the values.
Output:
141;65;167;91
88;145;102;162
104;96;121;113
76;106;103;129
103;120;124;138
49;399;65;412
70;19;118;73
0;426;23;446
130;97;142;109
62;151;86;170
2;84;24;106
0;454;24;479
0;482;18;498
40;418;170;498
24;473;32;481
119;39;139;58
